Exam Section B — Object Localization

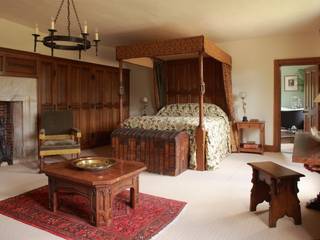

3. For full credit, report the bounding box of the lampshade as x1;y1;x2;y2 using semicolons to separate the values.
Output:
142;97;148;103
314;94;320;103
239;91;247;99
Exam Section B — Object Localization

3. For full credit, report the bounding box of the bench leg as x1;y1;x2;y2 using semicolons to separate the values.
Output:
269;179;302;227
250;169;270;211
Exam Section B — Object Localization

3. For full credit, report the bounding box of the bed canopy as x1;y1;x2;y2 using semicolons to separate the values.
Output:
116;35;237;171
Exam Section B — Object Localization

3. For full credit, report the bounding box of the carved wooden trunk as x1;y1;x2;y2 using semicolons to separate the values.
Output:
111;128;189;176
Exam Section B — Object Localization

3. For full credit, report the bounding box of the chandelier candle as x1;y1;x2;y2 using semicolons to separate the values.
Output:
95;29;99;41
50;17;55;30
84;21;88;34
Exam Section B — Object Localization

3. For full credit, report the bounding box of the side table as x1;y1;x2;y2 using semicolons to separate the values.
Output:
236;121;265;154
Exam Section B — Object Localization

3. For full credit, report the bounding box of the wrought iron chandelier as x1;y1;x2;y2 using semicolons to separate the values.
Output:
32;0;100;59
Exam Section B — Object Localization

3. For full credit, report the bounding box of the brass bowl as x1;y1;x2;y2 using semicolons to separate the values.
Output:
71;157;116;171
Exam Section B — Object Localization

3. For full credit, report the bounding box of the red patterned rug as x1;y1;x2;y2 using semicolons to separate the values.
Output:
0;186;186;240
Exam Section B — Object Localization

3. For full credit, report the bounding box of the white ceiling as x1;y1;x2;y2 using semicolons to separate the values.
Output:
1;0;320;46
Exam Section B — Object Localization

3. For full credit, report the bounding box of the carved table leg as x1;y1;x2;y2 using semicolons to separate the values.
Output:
91;187;112;227
130;176;139;209
48;178;58;212
249;169;270;211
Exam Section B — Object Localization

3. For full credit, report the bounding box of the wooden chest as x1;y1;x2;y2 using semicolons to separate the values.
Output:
111;128;189;176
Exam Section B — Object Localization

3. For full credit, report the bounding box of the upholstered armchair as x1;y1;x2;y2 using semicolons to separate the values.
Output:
39;111;81;172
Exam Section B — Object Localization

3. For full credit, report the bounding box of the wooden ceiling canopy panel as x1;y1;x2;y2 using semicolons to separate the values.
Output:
116;35;232;66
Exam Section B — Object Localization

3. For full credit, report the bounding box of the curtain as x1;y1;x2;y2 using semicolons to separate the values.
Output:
153;60;166;110
222;63;238;152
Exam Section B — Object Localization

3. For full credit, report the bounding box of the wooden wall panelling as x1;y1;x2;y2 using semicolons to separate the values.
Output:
93;68;103;145
79;67;92;148
38;60;55;112
87;70;97;147
4;54;37;77
55;63;69;111
68;65;82;129
112;69;120;127
0;47;131;150
103;69;114;144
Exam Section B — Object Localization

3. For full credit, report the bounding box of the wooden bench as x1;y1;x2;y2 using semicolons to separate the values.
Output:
247;161;305;227
111;128;189;176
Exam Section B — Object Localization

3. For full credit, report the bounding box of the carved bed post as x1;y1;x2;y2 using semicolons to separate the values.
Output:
195;52;206;171
119;60;124;126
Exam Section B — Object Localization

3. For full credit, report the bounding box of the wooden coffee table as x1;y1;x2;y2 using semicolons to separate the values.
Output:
43;159;146;226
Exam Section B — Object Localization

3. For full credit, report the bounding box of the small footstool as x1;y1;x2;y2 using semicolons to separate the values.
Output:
247;161;305;227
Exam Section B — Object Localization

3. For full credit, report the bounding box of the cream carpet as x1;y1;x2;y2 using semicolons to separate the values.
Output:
0;148;319;240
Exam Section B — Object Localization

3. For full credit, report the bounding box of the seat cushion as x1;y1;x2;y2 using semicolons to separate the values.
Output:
40;140;80;151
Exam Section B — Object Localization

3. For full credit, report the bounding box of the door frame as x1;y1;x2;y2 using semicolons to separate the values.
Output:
273;57;320;152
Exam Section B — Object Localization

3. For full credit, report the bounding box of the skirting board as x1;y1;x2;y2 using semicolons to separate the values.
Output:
265;145;277;152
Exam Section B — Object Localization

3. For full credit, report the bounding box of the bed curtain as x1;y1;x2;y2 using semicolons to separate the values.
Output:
153;60;167;110
222;63;238;151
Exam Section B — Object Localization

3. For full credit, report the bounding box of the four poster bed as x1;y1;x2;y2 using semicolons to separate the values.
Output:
116;35;237;171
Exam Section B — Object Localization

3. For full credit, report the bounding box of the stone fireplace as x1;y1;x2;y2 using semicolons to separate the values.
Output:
0;76;37;165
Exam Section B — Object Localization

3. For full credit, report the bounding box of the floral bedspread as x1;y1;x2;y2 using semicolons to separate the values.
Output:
123;103;230;170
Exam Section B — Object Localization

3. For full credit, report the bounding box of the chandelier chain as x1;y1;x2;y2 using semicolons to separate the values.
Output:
54;0;65;22
71;0;83;33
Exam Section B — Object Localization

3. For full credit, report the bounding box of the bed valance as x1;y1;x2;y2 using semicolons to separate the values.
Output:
116;35;231;66
115;35;236;171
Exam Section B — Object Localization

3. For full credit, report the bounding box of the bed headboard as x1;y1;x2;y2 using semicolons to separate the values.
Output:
163;57;228;116
157;103;228;119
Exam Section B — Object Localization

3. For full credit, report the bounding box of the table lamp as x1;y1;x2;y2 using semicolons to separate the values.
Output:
141;97;148;116
239;91;248;122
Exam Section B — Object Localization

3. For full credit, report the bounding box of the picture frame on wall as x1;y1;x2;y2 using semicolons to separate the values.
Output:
284;75;298;91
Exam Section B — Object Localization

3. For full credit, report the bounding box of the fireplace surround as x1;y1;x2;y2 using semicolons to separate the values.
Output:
0;77;37;165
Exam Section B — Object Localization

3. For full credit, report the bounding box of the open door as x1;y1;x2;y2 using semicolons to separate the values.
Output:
304;66;319;132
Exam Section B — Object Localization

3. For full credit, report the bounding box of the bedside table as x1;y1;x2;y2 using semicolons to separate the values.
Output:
236;121;265;154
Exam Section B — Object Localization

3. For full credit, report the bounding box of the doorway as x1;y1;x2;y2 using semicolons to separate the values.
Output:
280;65;317;153
274;58;320;153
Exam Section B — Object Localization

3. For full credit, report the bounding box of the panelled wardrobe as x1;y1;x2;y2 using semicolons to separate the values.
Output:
0;47;130;149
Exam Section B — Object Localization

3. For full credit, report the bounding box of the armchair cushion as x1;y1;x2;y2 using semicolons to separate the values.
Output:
40;139;80;151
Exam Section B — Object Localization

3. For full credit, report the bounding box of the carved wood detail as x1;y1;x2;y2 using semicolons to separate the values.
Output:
164;58;228;114
5;55;37;76
44;161;146;227
117;36;203;60
248;162;304;227
116;35;232;66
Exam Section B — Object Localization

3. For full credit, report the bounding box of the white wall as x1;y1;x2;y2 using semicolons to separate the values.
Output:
218;33;320;145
